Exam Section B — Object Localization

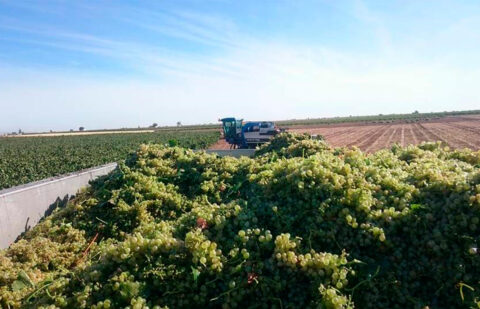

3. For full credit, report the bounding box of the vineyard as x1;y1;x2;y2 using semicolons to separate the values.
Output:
290;115;480;153
1;133;480;308
0;130;219;190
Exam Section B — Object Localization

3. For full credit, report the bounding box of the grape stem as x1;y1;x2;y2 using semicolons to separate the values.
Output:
95;217;108;224
457;282;475;302
26;281;54;303
210;286;240;302
77;232;100;265
271;297;284;309
205;277;220;285
162;289;182;296
345;266;380;297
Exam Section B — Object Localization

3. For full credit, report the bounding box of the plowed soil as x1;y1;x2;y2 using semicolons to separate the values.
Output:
289;115;480;152
210;115;480;152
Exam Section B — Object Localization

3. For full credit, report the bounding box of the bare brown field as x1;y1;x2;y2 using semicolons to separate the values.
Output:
290;115;480;152
209;115;480;152
209;139;232;150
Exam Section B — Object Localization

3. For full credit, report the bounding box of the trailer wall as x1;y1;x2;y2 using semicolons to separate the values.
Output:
0;163;117;249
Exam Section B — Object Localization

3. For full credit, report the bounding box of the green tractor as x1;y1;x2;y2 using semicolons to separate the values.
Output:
220;117;280;149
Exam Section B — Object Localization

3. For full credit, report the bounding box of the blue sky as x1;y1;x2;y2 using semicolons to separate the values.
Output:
0;0;479;132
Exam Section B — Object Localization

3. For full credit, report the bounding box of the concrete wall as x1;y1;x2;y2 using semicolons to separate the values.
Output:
0;163;117;249
205;149;256;158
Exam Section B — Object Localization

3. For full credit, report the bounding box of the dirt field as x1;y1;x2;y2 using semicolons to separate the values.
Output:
210;115;480;152
209;139;232;150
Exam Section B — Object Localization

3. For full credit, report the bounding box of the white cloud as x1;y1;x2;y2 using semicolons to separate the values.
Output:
0;1;479;132
1;40;479;132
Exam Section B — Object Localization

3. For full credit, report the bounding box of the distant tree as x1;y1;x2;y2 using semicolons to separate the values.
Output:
79;127;85;131
50;130;53;133
413;110;419;114
70;129;74;132
18;128;22;134
177;121;182;127
151;123;158;128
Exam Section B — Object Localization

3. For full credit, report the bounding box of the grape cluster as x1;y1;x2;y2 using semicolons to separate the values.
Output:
1;133;480;308
185;229;224;271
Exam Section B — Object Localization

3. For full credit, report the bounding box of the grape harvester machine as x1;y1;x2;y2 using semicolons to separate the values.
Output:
220;117;283;149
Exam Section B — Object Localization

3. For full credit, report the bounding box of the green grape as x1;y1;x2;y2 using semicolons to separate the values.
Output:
1;133;480;309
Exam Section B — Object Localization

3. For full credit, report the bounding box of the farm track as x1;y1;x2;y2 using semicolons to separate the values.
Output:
208;139;232;150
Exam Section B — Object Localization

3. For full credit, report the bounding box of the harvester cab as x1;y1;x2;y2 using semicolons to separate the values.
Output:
220;117;243;146
220;117;281;149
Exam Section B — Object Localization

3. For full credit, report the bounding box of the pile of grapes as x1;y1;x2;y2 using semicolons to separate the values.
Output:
1;133;480;308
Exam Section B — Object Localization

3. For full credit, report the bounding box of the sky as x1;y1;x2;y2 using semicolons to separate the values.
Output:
0;0;479;132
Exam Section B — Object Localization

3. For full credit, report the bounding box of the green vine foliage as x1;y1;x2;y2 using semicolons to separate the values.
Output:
0;131;219;190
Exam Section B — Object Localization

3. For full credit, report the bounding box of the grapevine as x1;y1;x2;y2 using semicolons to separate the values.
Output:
0;130;219;190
